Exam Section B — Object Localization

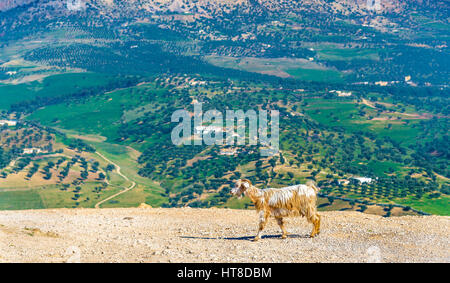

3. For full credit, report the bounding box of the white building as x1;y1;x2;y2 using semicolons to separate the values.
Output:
338;179;350;185
330;90;352;97
219;149;237;156
375;81;388;86
0;120;17;126
194;125;223;135
23;148;42;155
337;91;352;97
353;177;373;184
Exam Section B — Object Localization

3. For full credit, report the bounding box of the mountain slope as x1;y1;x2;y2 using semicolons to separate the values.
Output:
0;0;448;215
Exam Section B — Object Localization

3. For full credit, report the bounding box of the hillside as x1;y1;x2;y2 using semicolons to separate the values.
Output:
0;207;448;263
0;0;448;215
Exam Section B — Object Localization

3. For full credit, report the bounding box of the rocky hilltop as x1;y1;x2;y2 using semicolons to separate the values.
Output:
0;0;441;15
0;208;448;263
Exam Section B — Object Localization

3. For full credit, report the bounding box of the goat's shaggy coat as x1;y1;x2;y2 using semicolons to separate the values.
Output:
231;179;321;240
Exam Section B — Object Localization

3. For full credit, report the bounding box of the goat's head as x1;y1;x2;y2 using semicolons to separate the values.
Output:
231;179;252;198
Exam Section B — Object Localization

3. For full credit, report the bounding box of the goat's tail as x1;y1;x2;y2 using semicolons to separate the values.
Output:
306;180;320;192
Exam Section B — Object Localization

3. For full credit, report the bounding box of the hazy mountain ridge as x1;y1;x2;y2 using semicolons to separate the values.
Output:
0;0;441;17
1;0;448;38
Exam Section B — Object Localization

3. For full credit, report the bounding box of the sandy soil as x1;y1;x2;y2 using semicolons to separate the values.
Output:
0;208;448;263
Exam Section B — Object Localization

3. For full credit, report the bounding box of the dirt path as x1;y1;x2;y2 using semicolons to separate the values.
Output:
360;98;442;120
94;152;136;209
0;208;448;263
361;98;376;109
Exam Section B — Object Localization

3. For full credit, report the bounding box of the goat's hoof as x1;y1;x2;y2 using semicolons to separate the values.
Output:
252;237;260;242
281;235;287;239
309;234;316;238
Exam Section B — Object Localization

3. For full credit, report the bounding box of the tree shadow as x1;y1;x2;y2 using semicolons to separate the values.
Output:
180;234;310;241
318;202;331;208
339;207;352;211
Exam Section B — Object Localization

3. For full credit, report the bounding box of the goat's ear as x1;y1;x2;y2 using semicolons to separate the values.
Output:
243;182;250;189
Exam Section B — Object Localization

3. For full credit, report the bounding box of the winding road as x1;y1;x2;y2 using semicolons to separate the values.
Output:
94;152;136;209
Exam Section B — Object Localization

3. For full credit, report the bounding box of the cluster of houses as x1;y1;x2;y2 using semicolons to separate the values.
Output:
22;148;43;155
194;126;240;138
375;76;416;87
0;120;48;155
188;79;207;86
219;148;238;156
329;90;352;97
339;177;375;185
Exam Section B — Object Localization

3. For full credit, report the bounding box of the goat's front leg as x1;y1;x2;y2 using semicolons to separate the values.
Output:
307;213;321;238
253;211;269;242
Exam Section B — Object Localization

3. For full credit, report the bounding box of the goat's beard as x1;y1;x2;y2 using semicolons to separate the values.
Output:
231;187;243;199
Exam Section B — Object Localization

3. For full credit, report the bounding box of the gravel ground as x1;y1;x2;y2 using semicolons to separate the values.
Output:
0;207;448;263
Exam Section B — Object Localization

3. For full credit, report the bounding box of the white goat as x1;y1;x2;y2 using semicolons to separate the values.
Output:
231;179;321;241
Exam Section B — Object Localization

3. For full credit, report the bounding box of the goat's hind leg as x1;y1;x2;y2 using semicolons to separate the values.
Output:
276;217;288;239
